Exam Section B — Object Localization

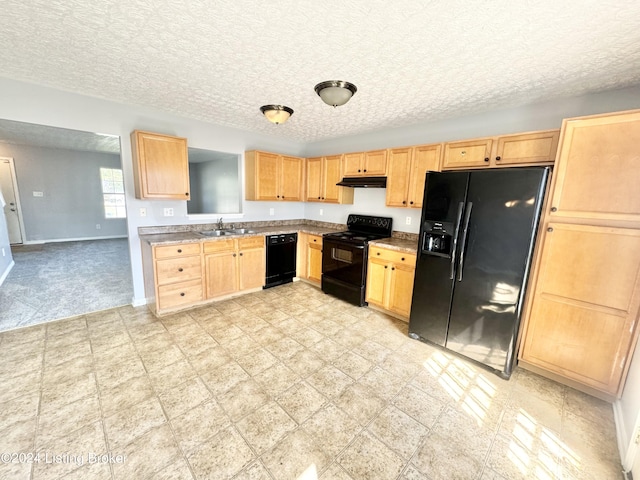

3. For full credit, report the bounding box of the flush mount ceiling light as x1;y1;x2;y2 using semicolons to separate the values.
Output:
260;105;294;124
314;80;358;107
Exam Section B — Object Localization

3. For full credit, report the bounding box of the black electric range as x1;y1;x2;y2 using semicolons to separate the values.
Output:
321;214;393;306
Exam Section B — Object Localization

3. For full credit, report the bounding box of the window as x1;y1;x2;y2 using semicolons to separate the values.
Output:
100;167;126;218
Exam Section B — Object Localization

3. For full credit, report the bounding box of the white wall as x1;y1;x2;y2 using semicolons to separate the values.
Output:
0;143;127;242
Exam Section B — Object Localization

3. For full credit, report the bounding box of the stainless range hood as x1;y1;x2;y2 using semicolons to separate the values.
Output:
336;176;387;188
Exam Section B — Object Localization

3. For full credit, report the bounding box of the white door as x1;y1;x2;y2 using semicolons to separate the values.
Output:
0;157;24;244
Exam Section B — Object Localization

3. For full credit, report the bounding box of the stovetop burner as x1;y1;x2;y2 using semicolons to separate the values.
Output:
324;214;394;246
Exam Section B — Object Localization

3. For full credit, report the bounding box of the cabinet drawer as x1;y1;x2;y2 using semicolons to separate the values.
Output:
203;239;236;254
238;236;264;250
156;256;202;285
308;234;323;245
154;243;201;259
157;279;203;310
369;246;416;267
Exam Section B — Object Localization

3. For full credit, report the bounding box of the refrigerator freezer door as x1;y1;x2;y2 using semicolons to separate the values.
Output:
409;172;469;346
445;168;548;377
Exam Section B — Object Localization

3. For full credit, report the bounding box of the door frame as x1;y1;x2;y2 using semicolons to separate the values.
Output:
0;157;26;244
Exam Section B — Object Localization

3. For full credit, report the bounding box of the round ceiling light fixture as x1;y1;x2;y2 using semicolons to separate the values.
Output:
314;80;358;107
260;105;294;124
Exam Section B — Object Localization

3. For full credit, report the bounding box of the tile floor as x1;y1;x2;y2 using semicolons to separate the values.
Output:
0;282;623;480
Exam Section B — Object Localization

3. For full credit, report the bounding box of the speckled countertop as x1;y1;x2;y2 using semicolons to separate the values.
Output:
139;220;419;254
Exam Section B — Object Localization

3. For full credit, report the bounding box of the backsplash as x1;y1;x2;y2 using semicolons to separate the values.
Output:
138;219;345;236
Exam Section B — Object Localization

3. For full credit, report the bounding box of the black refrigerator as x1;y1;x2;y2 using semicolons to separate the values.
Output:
408;167;549;378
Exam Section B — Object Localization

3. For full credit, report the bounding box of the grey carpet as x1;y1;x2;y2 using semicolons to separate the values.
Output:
0;238;133;331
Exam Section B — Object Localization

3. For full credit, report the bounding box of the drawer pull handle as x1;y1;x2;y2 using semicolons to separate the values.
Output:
551;207;557;212
377;252;380;256
547;227;554;233
180;292;185;297
178;268;183;272
495;156;501;161
401;257;405;261
177;249;182;253
484;157;489;162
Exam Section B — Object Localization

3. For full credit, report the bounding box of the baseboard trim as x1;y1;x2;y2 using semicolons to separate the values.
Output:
22;235;127;244
131;296;147;307
0;260;15;287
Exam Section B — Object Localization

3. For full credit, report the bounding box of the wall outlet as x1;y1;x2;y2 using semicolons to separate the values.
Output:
33;191;43;197
140;207;147;217
319;209;323;216
269;208;274;216
96;224;101;230
164;208;174;217
406;216;412;225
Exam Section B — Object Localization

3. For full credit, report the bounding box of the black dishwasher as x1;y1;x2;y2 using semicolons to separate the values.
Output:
264;233;297;288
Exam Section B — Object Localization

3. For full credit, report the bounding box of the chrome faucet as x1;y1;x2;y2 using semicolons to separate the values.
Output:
217;217;224;230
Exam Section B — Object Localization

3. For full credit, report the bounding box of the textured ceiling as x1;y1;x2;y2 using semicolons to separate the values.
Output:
1;1;640;144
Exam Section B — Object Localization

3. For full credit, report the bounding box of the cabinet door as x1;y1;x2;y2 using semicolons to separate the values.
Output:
549;111;640;223
408;144;441;208
385;148;412;207
495;130;559;166
155;256;202;285
253;152;280;201
306;157;323;202
363;150;387;175
442;138;492;169
343;152;364;176
520;223;640;396
322;155;345;203
132;131;189;199
205;252;238;298
280;155;304;201
238;248;265;291
157;279;203;311
307;239;323;283
388;263;416;318
365;258;389;307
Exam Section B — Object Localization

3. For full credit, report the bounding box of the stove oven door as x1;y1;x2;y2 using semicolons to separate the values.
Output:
321;238;368;306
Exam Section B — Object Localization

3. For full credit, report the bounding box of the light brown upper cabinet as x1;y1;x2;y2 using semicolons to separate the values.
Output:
441;129;559;170
131;130;190;199
342;149;387;176
245;150;305;201
306;155;354;204
386;144;442;208
519;110;640;400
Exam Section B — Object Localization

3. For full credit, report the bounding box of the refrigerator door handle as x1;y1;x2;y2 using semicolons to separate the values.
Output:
457;202;473;281
449;202;465;280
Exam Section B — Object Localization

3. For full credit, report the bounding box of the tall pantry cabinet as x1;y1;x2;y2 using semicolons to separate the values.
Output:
519;109;640;400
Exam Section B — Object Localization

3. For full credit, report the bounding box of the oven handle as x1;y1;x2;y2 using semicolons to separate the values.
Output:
324;241;365;250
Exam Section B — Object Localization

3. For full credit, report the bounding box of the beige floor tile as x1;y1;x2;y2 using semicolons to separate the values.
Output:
44;339;92;368
368;405;429;459
254;362;301;397
236;347;279;376
39;373;98;414
236;400;297;454
334;383;387;427
45;327;89;350
37;393;101;443
104;397;167;450
126;321;168;343
187;346;232;373
398;464;431;479
337;430;405;479
41;354;94;389
0;349;43;381
173;331;219;357
265;336;305;360
95;355;146;391
306;364;354;399
309;337;348;362
46;317;87;337
288;325;326;348
486;432;560;480
133;331;176;356
171;399;230;453
276;381;327;424
0;390;40;429
201;361;250;397
0;417;36;453
89;329;132;354
187;426;254;479
0;369;41;404
159;377;212;420
112;424;181;480
216;379;270;421
0;461;31;480
302;403;362;458
392;384;445;429
287;348;326;377
149;457;195;479
249;325;285;345
261;428;331;480
319;462;355;480
58;461;113;480
91;341;139;369
233;460;273;480
139;344;187;373
357;366;406;401
332;350;374;380
99;375;155;417
147;358;198;393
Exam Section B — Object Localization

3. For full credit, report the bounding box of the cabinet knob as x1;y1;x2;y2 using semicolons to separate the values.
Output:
547;227;554;232
313;239;317;242
551;207;557;212
401;257;405;261
495;156;501;161
233;253;237;257
377;252;380;256
358;169;361;172
461;151;466;156
392;267;395;271
321;197;325;200
409;201;414;205
239;253;243;256
317;196;321;199
484;157;489;162
402;201;406;205
185;193;189;196
180;292;185;297
177;249;182;253
178;268;183;272
384;265;388;269
363;169;367;172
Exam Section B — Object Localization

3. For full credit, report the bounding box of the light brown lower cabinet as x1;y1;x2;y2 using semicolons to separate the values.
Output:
297;233;323;285
366;246;416;320
204;236;265;299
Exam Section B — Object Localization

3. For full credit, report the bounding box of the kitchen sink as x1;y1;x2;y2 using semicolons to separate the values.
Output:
198;228;256;237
